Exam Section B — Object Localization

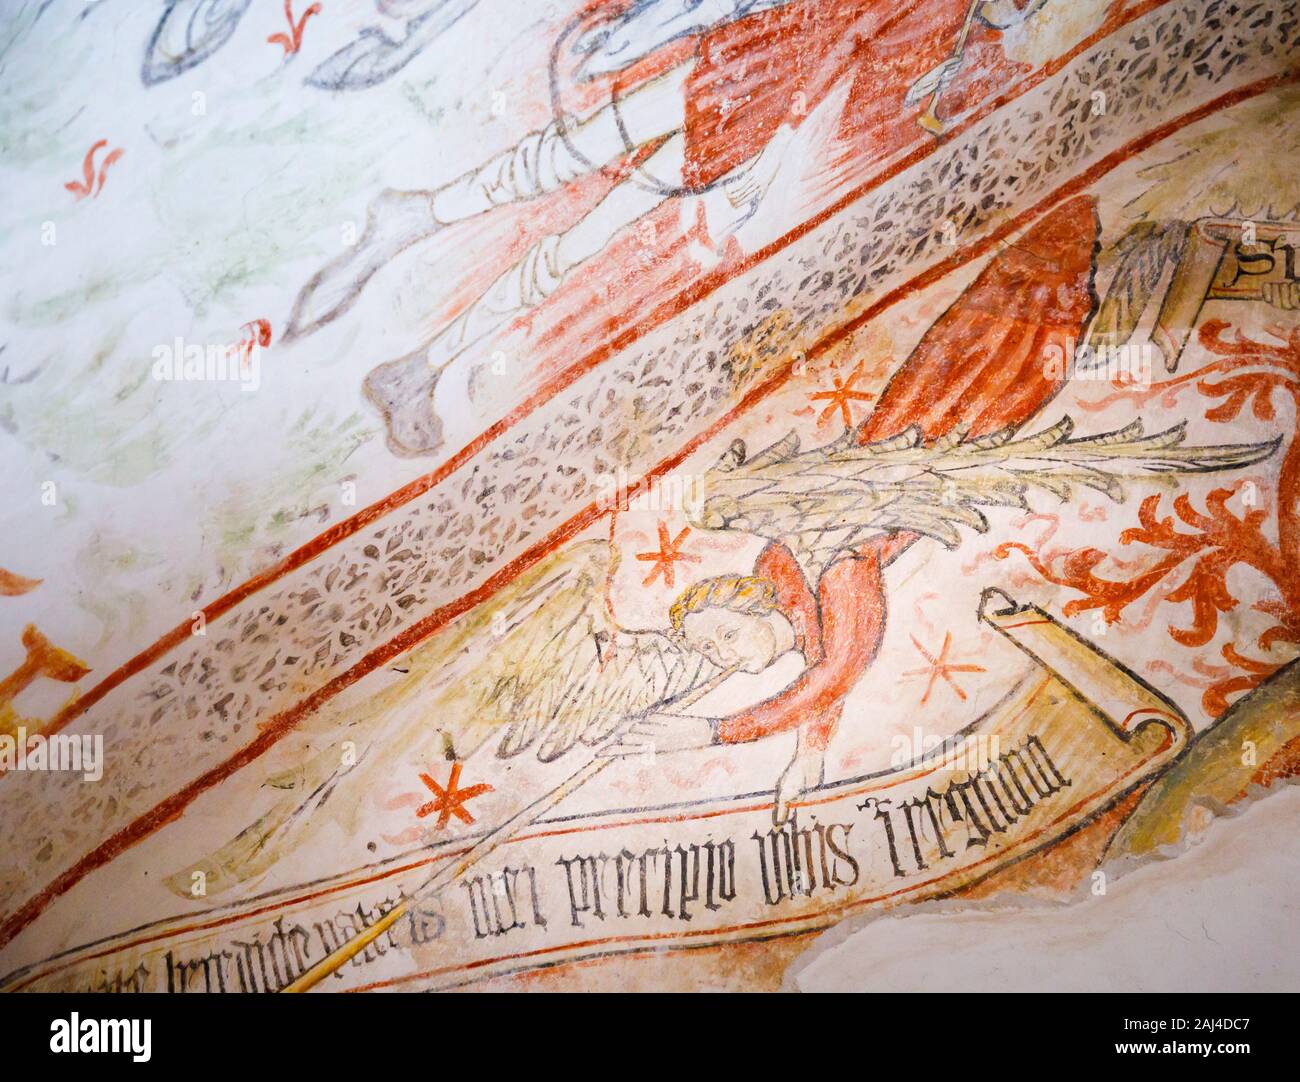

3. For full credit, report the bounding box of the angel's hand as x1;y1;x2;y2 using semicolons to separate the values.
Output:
773;746;825;826
903;56;963;106
598;712;718;758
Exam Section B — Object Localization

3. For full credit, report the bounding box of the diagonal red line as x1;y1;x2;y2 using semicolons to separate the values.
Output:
908;634;938;666
12;0;1172;762
418;772;448;799
0;67;1284;952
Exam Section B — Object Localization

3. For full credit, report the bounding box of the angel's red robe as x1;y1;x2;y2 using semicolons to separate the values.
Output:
682;0;1036;190
714;194;1100;748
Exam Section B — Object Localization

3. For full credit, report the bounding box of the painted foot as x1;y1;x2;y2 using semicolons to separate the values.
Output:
285;189;440;339
362;344;445;457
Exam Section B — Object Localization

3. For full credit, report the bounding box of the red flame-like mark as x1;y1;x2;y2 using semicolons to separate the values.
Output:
235;318;272;372
65;140;124;201
998;321;1300;716
267;0;322;56
0;569;41;597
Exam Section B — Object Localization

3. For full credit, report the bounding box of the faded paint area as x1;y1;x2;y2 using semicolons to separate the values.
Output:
0;0;1295;994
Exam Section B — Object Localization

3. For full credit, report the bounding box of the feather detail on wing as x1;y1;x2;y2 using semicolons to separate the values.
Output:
1087;220;1189;350
161;743;349;899
852;416;1280;550
1086;86;1300;351
1109;87;1300;230
414;539;723;762
690;417;1279;578
162;539;720;897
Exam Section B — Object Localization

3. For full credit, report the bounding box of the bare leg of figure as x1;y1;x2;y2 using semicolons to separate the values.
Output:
286;65;690;338
425;132;689;370
362;124;790;457
363;130;688;456
416;115;792;376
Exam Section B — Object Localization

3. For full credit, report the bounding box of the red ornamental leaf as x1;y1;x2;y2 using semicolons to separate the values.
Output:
1203;674;1264;719
0;568;41;596
1164;558;1237;647
1258;623;1299;651
1006;321;1295;701
1221;642;1282;675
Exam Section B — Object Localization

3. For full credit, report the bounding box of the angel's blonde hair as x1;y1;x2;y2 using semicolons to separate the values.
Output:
669;574;779;635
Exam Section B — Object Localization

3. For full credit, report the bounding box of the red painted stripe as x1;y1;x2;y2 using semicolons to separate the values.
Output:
2;70;1290;954
20;0;1167;751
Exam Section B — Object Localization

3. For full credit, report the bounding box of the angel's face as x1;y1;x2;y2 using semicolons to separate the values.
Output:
681;606;785;674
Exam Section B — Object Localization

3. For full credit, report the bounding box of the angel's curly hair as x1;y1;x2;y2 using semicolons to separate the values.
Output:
668;574;779;635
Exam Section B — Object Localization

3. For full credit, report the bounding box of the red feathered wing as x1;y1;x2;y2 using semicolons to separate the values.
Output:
860;194;1101;444
715;196;1100;748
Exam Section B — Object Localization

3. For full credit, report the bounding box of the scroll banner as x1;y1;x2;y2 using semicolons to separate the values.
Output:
3;591;1189;993
1154;217;1300;369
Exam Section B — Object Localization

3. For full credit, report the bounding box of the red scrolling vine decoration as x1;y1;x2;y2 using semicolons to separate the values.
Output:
996;320;1299;716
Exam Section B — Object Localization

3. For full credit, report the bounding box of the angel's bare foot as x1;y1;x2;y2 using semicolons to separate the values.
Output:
773;746;825;826
286;189;441;339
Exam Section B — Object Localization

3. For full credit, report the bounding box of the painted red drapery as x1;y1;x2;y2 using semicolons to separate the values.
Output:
683;0;1033;190
715;195;1100;747
715;537;895;747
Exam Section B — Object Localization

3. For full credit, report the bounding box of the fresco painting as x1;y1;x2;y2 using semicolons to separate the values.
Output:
0;0;1297;997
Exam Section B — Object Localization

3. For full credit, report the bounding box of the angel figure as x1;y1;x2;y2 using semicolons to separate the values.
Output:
285;0;1047;455
616;403;1274;816
174;196;1278;898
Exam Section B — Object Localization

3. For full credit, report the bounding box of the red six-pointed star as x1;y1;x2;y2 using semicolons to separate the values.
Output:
416;763;493;829
809;362;876;430
902;632;986;704
635;522;700;587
